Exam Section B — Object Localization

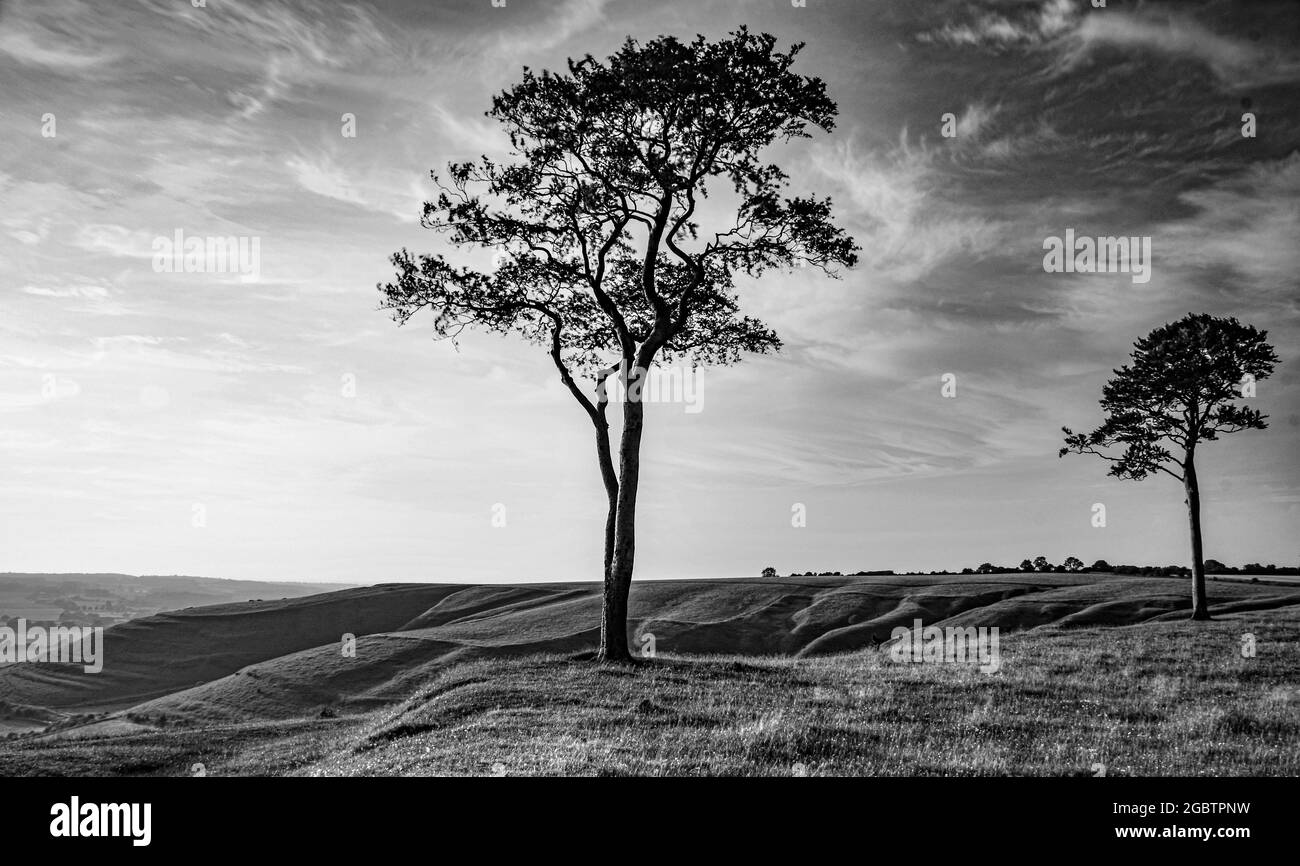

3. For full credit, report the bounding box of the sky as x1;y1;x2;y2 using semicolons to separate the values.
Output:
1;0;1298;583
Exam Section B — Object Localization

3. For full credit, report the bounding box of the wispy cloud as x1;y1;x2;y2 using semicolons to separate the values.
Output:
920;1;1300;89
0;0;119;70
1156;153;1300;297
918;0;1077;48
71;225;157;259
1060;8;1300;87
491;0;611;55
149;0;393;119
21;284;111;300
811;133;1004;282
286;151;426;223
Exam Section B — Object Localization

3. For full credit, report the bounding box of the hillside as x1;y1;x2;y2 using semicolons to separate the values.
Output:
2;573;1297;737
1;603;1295;777
0;584;467;716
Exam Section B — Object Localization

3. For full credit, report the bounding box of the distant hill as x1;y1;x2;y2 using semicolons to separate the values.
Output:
0;572;355;628
0;583;459;716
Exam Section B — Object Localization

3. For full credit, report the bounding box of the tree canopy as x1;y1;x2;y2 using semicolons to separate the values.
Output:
1061;313;1278;481
380;27;859;396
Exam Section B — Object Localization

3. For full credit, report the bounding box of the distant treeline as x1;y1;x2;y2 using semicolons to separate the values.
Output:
769;559;1299;578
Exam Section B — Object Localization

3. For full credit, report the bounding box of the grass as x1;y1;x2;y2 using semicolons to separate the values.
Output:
2;608;1295;777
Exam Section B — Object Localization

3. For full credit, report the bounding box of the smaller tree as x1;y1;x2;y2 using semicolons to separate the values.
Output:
761;566;777;578
1091;559;1112;572
1033;556;1052;573
975;562;995;574
1203;559;1228;573
1063;556;1084;573
1061;313;1277;620
1019;559;1034;573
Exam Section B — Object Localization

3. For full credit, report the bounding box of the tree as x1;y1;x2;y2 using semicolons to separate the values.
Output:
380;29;858;662
1091;559;1112;572
1033;556;1051;572
1061;314;1277;620
975;562;996;574
761;566;777;578
1203;559;1228;574
1019;559;1034;573
1063;556;1084;573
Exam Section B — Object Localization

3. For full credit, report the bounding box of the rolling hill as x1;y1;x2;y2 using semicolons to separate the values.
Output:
2;572;1297;736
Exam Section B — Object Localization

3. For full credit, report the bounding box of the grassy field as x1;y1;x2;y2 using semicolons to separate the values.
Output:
4;606;1295;776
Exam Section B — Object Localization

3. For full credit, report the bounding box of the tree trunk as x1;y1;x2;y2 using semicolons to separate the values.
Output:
598;381;644;663
595;425;618;582
1185;450;1210;621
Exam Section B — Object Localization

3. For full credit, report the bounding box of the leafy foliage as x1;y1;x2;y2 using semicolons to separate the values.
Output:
380;28;859;398
1061;314;1277;481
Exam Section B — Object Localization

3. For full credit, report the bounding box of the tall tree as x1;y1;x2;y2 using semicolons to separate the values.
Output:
1061;313;1278;620
379;29;858;661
